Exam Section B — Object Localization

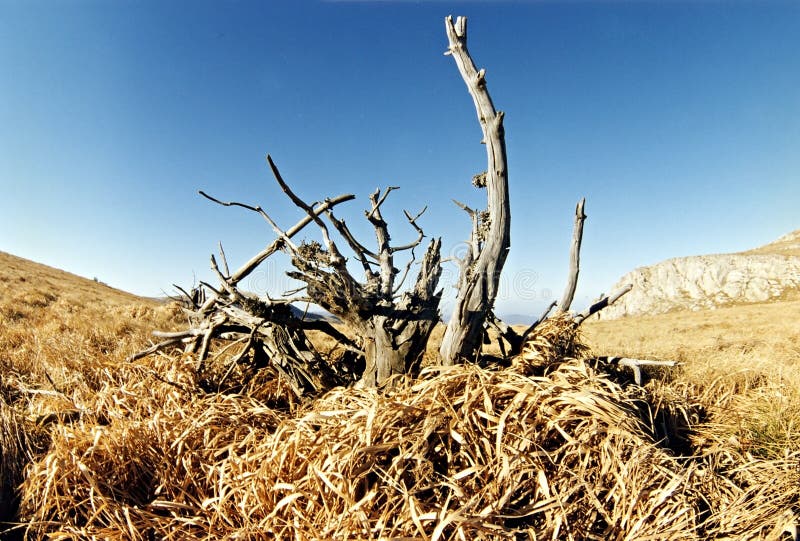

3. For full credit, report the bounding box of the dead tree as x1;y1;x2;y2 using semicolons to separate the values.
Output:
268;160;443;388
131;192;362;396
439;16;512;365
138;158;443;392
132;15;634;394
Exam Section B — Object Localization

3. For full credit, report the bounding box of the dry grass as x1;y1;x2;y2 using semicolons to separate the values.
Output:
743;230;800;258
583;301;800;461
0;251;182;391
16;353;699;539
0;252;183;534
1;252;799;539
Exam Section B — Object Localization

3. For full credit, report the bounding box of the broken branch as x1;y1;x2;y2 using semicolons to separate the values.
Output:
558;197;586;313
573;284;633;325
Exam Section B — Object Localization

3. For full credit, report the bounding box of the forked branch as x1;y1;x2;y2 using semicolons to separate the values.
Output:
194;192;355;320
267;155;348;269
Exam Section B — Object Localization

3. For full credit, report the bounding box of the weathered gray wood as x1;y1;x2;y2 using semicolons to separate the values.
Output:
366;187;399;298
593;356;680;385
268;155;350;270
573;284;633;325
137;148;443;390
365;243;442;385
127;337;184;362
356;193;435;386
192;192;355;319
558;198;586;313
263;158;441;387
440;16;512;365
209;302;349;395
486;312;522;356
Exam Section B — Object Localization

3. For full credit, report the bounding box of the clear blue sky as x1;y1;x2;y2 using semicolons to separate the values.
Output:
2;0;798;317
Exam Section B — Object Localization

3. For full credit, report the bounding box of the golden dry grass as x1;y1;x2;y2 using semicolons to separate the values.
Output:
0;252;183;536
583;301;800;461
743;230;800;258
0;251;182;387
1;252;798;539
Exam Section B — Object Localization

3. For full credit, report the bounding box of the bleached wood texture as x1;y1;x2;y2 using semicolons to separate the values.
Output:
559;198;586;313
439;16;512;365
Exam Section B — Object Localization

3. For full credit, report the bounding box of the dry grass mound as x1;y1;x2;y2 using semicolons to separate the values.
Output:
12;316;799;540
2;256;797;539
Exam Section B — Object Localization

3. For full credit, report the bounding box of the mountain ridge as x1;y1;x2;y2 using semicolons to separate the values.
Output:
598;230;800;320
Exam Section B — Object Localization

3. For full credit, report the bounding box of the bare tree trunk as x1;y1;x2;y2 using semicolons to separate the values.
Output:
358;238;442;386
360;317;399;388
558;198;587;313
440;16;511;365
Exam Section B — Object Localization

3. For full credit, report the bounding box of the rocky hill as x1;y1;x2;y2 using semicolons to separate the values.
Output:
597;230;800;319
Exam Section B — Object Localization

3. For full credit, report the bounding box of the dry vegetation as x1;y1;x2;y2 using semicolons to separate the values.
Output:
743;231;800;258
583;302;800;462
1;252;798;539
0;251;184;537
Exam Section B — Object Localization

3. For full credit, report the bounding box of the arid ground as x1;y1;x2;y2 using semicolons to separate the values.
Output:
1;250;798;539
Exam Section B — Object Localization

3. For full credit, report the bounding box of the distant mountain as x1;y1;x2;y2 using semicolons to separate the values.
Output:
597;230;800;320
743;229;800;257
496;313;540;326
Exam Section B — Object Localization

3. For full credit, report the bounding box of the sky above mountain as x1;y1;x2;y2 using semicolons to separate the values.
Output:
2;0;798;315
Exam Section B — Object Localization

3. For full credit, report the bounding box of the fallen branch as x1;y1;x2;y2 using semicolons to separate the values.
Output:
574;284;633;325
592;356;681;386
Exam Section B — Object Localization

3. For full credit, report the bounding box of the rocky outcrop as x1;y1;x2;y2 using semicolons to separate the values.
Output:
598;231;800;319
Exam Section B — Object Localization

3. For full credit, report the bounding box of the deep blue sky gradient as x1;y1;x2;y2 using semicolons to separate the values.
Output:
2;0;798;315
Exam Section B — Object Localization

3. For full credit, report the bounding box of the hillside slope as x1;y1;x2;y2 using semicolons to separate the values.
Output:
0;251;180;389
0;251;151;308
598;230;800;319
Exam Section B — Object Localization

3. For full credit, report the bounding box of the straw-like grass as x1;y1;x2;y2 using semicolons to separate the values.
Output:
1;397;48;539
1;398;26;524
13;317;798;540
17;362;690;538
3;253;799;539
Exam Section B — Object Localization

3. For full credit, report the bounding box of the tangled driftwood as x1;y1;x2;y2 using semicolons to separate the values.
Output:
131;16;649;394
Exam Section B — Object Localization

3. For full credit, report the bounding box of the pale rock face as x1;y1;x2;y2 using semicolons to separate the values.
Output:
598;253;800;320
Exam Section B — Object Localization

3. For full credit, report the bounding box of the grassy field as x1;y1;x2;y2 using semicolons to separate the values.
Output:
583;301;800;460
1;251;798;539
0;252;184;535
0;251;182;404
